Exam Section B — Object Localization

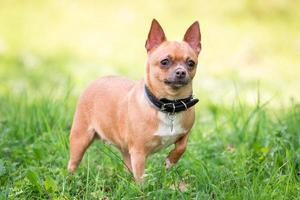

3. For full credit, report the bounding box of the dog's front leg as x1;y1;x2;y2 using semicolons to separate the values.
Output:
129;149;146;183
121;150;132;172
165;133;189;169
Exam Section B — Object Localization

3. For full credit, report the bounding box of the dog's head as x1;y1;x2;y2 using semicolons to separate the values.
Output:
145;19;201;99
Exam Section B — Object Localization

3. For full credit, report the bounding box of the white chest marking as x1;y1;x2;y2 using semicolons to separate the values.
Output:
154;112;186;146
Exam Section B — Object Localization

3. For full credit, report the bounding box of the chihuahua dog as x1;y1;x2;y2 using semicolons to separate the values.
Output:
68;19;201;182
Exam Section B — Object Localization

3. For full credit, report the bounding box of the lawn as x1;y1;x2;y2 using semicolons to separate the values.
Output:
0;0;300;199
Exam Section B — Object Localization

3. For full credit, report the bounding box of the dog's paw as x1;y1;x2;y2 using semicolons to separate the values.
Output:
165;158;174;170
134;174;147;184
67;161;77;173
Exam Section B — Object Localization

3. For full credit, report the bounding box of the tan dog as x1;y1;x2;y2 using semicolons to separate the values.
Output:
68;19;201;182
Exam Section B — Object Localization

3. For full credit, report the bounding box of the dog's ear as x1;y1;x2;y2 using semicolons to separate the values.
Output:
183;21;201;54
145;19;166;52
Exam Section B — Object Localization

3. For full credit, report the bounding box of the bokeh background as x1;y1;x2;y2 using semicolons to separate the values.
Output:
1;0;300;199
1;0;299;104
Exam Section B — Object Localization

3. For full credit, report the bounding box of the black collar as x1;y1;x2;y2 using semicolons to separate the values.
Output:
144;85;199;113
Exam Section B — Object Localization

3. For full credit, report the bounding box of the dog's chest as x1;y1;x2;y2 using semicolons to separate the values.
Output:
154;112;186;147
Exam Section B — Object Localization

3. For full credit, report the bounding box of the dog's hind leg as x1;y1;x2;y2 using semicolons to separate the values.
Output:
68;111;95;172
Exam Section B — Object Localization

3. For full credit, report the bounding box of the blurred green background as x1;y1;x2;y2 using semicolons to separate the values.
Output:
0;0;299;105
1;1;300;198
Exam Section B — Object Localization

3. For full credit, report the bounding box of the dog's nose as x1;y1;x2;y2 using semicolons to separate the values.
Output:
175;69;186;79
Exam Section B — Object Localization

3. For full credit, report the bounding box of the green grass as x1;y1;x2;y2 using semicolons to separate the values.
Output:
0;0;300;199
0;88;299;199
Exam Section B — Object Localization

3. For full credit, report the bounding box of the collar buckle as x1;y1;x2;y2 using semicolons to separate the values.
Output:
161;102;176;114
161;102;173;111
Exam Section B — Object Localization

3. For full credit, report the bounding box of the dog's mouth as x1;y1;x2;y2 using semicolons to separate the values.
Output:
164;79;189;89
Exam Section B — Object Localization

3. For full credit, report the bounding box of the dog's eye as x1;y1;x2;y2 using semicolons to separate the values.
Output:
160;58;170;66
187;59;196;68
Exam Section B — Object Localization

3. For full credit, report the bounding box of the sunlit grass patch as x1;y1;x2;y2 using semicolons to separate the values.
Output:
0;89;299;199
